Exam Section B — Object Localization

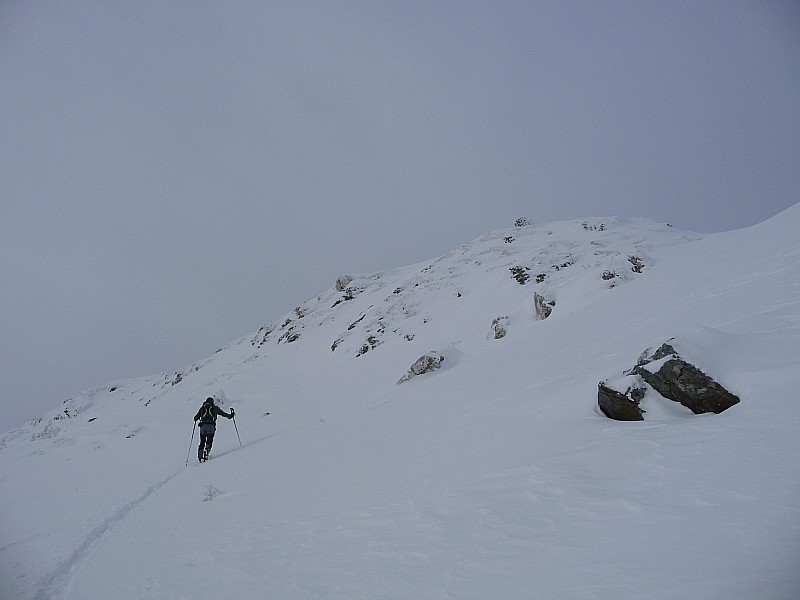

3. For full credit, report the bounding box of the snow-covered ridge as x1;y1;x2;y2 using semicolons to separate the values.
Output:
5;216;698;448
2;209;799;600
248;216;701;360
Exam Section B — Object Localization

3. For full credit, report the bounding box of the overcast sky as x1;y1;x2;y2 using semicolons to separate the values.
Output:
2;1;799;432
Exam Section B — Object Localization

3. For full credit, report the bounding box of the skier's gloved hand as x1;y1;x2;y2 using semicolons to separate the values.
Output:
230;407;235;417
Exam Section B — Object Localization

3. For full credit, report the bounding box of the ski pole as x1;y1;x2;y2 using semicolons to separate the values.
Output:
185;422;196;466
232;415;243;447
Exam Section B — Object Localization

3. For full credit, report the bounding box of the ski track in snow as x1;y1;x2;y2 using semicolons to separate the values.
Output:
34;472;179;600
32;434;267;600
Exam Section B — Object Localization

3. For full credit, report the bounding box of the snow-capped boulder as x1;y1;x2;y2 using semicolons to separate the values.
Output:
490;316;509;339
634;343;740;415
335;275;354;291
397;351;445;384
534;293;555;320
598;342;741;420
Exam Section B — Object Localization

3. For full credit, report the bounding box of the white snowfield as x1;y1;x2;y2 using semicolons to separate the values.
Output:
2;209;799;599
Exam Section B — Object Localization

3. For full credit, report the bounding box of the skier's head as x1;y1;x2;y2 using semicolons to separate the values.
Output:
204;397;214;404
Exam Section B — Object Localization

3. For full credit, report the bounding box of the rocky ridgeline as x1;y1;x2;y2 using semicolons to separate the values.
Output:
246;217;698;363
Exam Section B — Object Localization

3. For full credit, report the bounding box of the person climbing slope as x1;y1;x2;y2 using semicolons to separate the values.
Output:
193;397;234;462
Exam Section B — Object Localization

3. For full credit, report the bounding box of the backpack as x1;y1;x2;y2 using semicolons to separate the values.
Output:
199;403;216;424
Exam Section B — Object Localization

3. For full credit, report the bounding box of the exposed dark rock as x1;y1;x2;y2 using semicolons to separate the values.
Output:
554;259;573;271
356;335;382;357
597;383;644;421
277;329;300;344
635;347;740;414
599;341;740;420
644;342;678;363
510;266;530;284
347;314;366;330
251;323;276;347
628;255;645;273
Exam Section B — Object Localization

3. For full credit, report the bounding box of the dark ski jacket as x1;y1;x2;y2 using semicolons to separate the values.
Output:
194;401;233;426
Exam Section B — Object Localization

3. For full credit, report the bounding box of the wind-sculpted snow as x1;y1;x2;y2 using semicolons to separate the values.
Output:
2;211;799;599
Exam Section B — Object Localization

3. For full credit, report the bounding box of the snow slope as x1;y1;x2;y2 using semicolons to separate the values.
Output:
2;209;799;599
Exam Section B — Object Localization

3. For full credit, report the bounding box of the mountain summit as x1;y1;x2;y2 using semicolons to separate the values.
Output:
3;210;799;599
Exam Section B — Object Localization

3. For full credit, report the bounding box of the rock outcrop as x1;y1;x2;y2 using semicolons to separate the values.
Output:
397;352;445;384
491;316;509;339
534;293;555;320
335;275;354;291
597;383;644;421
634;343;740;414
598;341;740;420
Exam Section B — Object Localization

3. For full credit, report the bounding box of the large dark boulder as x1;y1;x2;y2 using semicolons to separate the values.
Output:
635;346;740;414
597;383;644;421
598;341;740;420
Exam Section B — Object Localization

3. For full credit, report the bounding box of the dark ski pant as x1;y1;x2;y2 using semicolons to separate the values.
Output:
198;423;216;459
